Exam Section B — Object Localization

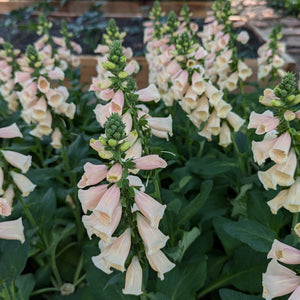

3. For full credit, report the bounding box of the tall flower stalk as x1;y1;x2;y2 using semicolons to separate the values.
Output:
78;40;174;295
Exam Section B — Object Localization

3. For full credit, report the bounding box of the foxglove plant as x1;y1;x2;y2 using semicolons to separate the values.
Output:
16;44;75;148
257;24;286;83
0;123;36;244
78;40;174;295
92;18;139;100
0;41;21;113
249;72;300;214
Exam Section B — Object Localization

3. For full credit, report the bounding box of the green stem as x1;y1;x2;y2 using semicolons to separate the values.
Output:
231;132;246;177
239;79;247;118
10;281;15;300
18;196;38;228
30;287;60;296
51;248;63;287
74;274;87;286
73;253;84;284
3;283;11;300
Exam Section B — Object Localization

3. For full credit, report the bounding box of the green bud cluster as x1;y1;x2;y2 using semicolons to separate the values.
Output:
150;0;163;22
59;20;73;50
104;113;126;142
180;4;193;23
274;72;297;101
37;13;52;36
164;11;180;44
25;45;41;68
268;24;282;53
176;31;194;55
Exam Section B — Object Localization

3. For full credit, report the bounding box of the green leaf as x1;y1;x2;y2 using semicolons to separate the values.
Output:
178;180;213;226
213;217;243;255
186;157;238;177
15;274;35;300
0;238;29;282
156;257;207;300
174;176;193;192
219;288;263;300
223;219;276;253
231;183;253;218
166;227;201;262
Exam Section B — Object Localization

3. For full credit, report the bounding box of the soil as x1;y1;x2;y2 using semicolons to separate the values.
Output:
0;14;264;57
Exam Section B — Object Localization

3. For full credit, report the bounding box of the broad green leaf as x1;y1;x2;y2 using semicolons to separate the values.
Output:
0;238;29;282
174;176;193;192
223;219;276;253
231;183;253;218
219;288;263;300
166;227;201;262
186;157;238;177
156;257;207;300
213;217;243;255
178;180;213;226
15;274;35;300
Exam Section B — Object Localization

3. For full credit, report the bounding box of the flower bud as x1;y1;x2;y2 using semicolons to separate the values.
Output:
108;139;117;147
284;110;295;121
271;99;283;107
120;142;131;151
118;71;128;79
99;150;113;160
99;136;107;145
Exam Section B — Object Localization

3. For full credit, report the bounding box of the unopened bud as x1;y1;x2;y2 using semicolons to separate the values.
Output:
120;142;131;151
108;139;117;147
287;95;295;101
118;71;128;79
271;99;283;107
294;94;300;105
60;283;75;296
34;62;42;68
284;110;295;121
99;150;113;160
99;136;107;145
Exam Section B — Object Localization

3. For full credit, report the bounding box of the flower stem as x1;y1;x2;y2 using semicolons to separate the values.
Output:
239;79;247;118
30;287;60;296
231;132;246;177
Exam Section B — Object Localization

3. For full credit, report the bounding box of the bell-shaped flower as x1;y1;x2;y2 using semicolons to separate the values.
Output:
133;155;167;170
226;111;245;132
48;67;65;81
262;259;300;300
107;163;123;183
111;90;124;115
93;184;120;225
50;127;62;149
284;178;300;213
258;165;278;190
237;31;249;44
32;97;47;121
146;250;175;280
0;123;23;139
137;213;169;255
136;84;160;103
77;163;108;188
38;76;50;94
10;171;36;197
1;150;32;173
78;184;108;213
122;256;143;295
0;217;25;243
205;82;223;106
219;122;232;148
269;132;291;164
251;138;277;165
92;228;131;273
134;190;166;228
268;239;300;265
248;111;279;135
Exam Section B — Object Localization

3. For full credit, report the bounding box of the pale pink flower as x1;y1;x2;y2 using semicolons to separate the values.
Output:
237;31;249;44
267;189;289;214
111;90;124;114
136;84;160;103
251;138;277;165
93;184;120;225
92;204;122;242
94;45;109;54
226;111;245;132
260;88;278;106
134;190;166;228
125;139;142;160
92;228;131;273
268;239;300;265
284;178;300;212
0;167;3;195
46;88;64;108
207;110;221;136
204;82;223;106
147;115;173;138
0;218;25;243
137;213;169;255
174;70;189;93
225;72;239;92
166;60;181;76
78;184;108;213
269;132;291;164
100;89;115;101
219;122;232;148
194;47;207;60
258;165;278;190
70;41;82;54
122;111;133;135
0;123;23;138
107;163;123;183
10;171;36;197
146;250;175;280
215;99;232;118
94;103;112;127
48;67;65;81
238;60;252;81
37;76;50;94
133;155;167;170
1;150;32;173
123;256;143;295
262;259;300;300
15;71;31;83
50;127;62;149
77;163;108;188
89;138;105;153
127;175;145;192
191;71;206;94
32;97;47;121
294;223;300;238
248;111;279;135
273;149;297;187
